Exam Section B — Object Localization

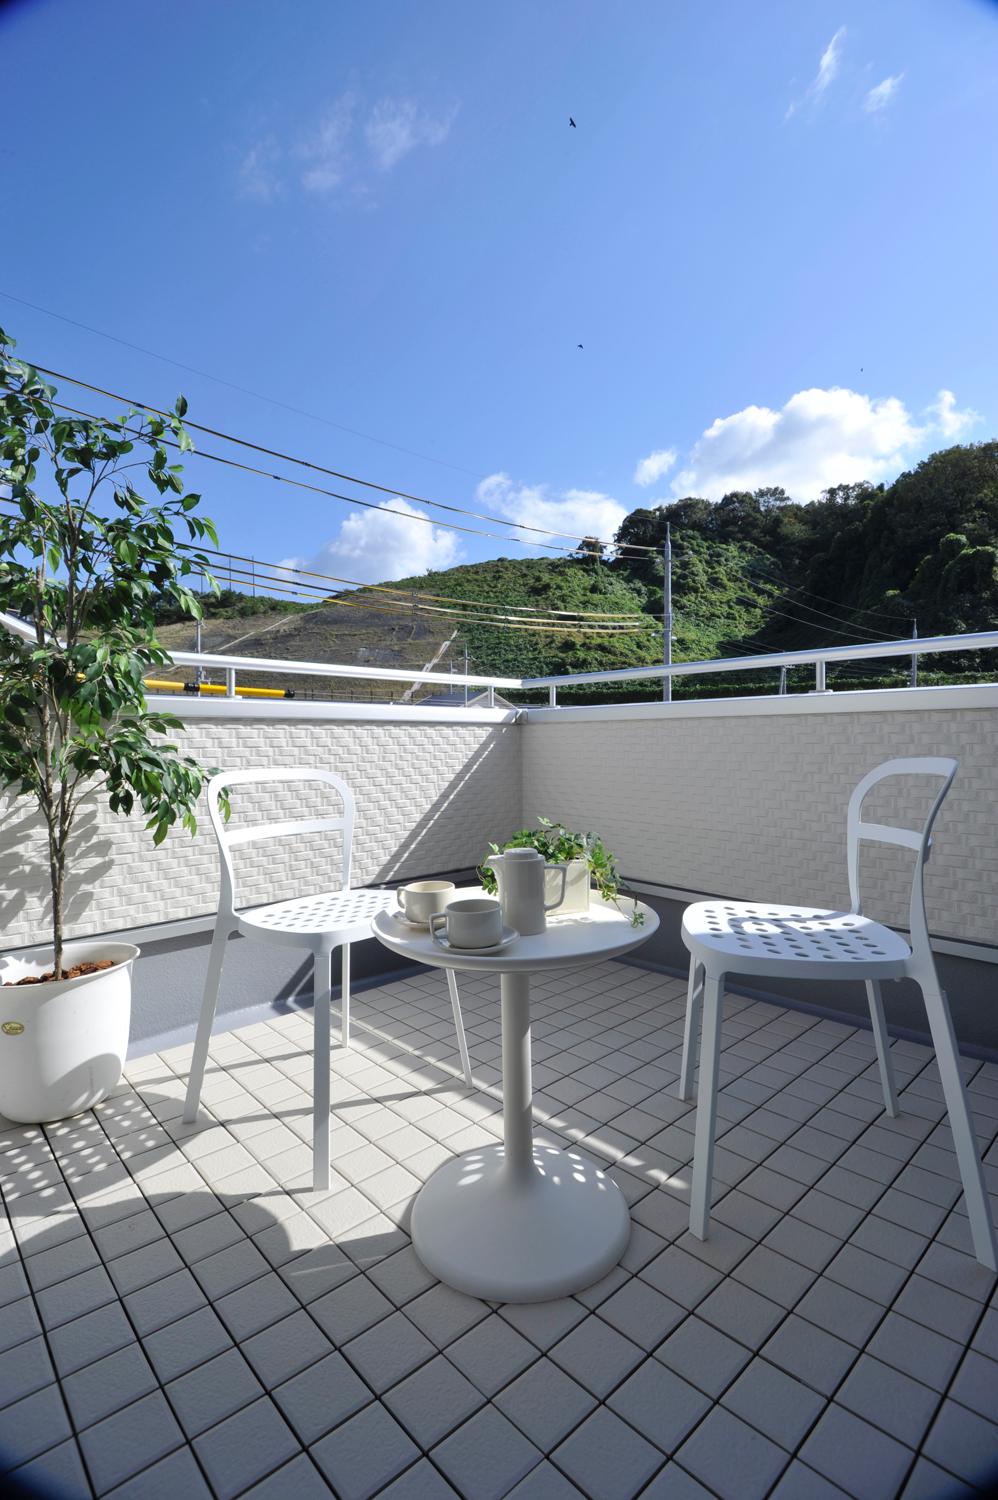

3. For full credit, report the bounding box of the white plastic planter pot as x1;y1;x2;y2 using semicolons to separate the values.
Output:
0;941;138;1123
546;857;591;915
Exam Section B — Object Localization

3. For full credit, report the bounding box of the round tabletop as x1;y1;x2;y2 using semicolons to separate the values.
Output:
372;887;659;974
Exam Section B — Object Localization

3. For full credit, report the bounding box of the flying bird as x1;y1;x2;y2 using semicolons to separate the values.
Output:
577;343;583;349
569;117;576;128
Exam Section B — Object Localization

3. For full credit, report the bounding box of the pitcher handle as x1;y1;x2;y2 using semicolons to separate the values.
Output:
543;862;568;912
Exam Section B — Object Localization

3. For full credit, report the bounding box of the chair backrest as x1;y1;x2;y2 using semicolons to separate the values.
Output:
846;756;958;957
205;767;356;918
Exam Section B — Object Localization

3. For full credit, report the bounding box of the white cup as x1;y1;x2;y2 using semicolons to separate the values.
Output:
397;880;456;927
430;898;503;950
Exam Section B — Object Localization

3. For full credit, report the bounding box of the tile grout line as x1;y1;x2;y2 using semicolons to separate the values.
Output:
2;962;995;1500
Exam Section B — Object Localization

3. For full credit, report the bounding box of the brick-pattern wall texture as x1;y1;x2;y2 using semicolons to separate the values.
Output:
523;708;998;946
4;705;997;951
0;718;521;948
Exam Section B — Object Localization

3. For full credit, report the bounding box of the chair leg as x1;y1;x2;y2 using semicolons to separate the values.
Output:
183;921;232;1123
917;975;997;1271
678;960;705;1101
865;980;899;1119
341;943;351;1048
313;951;332;1193
689;971;724;1240
447;969;473;1088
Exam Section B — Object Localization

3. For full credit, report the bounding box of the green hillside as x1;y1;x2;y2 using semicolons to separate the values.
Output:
153;439;998;703
390;541;782;681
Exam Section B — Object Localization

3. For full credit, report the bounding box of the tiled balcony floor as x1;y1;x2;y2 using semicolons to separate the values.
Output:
2;961;997;1500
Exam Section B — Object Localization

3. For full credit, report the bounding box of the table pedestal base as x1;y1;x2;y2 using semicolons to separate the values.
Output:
411;1142;630;1303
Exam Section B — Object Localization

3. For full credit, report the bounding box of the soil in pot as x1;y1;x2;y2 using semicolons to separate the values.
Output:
5;959;116;986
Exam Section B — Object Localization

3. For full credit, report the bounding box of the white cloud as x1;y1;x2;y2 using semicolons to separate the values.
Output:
365;98;456;172
299;94;357;194
241;92;456;201
670;385;981;502
237;138;283;201
786;26;846;119
814;27;846;96
863;73;904;114
282;498;461;585
633;448;677;488
929;389;980;440
477;473;627;551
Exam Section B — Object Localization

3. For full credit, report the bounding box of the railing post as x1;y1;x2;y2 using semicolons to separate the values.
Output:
226;669;236;699
548;685;557;708
662;523;673;703
487;685;495;708
814;660;826;693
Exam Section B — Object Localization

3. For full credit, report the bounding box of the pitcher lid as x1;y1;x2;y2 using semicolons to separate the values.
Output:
502;847;543;860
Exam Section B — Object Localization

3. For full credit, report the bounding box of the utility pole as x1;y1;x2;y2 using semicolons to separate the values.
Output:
464;644;469;707
662;522;673;703
910;618;918;688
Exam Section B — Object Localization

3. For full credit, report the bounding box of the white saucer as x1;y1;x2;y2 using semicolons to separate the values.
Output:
431;926;519;956
392;912;432;931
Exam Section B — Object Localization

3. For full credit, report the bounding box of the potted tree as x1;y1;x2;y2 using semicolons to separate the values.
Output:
0;328;222;1122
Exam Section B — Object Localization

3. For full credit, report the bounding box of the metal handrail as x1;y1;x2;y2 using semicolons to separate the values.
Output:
520;629;998;688
2;610;996;706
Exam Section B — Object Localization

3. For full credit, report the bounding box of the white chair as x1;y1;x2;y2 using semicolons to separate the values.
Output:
678;757;997;1270
182;767;473;1191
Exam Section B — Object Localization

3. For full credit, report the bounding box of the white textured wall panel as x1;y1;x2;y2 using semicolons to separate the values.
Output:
0;717;520;947
4;699;997;952
523;707;998;946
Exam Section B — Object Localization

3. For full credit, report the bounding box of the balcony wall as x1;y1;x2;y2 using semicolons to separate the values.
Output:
524;687;998;947
0;707;521;951
0;704;521;1046
524;685;998;1050
3;685;998;1054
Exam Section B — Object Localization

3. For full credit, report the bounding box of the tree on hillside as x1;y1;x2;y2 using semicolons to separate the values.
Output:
860;442;998;612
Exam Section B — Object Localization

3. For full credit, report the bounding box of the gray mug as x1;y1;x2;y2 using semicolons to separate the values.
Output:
429;898;503;949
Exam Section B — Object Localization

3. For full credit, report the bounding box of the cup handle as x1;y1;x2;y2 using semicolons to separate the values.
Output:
396;888;406;910
428;913;447;945
544;863;568;911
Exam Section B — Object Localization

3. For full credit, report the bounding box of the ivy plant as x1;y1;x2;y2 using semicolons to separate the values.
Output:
480;816;644;926
0;326;225;979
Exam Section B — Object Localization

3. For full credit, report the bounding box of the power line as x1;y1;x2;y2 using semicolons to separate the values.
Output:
0;490;645;620
734;593;893;643
179;561;655;635
22;359;662;555
0;497;653;635
39;396;602;557
760;592;892;639
745;561;911;622
0;289;487;482
196;545;645;618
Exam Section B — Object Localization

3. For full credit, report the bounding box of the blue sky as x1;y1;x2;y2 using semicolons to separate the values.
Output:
3;0;997;586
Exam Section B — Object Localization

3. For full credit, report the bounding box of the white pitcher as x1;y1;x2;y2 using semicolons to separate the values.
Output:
486;847;567;936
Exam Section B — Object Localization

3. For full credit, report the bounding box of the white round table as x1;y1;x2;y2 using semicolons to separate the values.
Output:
372;892;659;1303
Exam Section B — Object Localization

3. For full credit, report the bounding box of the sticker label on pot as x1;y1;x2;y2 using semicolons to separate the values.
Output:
1;1021;24;1036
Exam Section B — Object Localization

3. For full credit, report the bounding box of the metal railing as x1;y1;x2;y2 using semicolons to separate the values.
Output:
2;610;997;709
525;630;998;704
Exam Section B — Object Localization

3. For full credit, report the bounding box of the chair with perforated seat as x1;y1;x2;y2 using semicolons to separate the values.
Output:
182;767;473;1191
677;757;997;1269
